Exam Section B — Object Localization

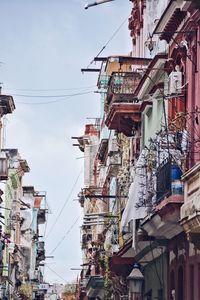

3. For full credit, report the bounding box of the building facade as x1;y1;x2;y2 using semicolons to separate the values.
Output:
0;94;48;300
76;1;200;300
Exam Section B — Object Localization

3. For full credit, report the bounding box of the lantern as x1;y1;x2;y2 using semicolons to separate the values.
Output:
127;264;144;300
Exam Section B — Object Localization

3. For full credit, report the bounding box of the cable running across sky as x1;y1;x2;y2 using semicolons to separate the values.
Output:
11;88;95;98
50;215;81;255
4;85;96;92
45;168;83;240
45;264;67;283
86;13;130;69
15;91;94;105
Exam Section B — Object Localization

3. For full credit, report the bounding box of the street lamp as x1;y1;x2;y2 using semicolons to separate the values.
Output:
85;0;114;9
127;264;144;300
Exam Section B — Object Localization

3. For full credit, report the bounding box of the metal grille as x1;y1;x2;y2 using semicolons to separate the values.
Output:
111;72;141;95
156;158;171;203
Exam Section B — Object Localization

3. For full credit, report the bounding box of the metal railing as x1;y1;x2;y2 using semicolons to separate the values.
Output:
110;72;141;96
156;158;171;203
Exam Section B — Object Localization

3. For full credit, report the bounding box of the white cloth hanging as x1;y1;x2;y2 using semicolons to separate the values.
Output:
121;150;148;248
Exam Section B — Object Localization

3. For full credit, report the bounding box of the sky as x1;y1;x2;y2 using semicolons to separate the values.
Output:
0;0;131;283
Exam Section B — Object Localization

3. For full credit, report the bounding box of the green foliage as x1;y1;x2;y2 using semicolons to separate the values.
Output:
19;283;32;299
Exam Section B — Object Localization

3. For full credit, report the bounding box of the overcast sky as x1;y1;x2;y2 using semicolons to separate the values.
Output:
0;0;131;283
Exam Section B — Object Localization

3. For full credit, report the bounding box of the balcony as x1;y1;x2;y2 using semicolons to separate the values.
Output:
97;165;108;188
98;75;110;90
80;276;90;291
81;233;92;250
155;159;184;219
37;241;45;261
105;103;141;137
97;138;108;163
142;159;184;239
107;72;141;101
19;159;30;173
104;72;142;137
0;95;15;117
156;159;172;202
180;163;200;249
36;251;45;263
156;159;184;203
86;275;104;299
107;152;121;177
0;152;8;180
37;209;46;224
37;241;45;252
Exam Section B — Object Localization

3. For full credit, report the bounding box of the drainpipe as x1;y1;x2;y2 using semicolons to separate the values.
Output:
85;0;114;9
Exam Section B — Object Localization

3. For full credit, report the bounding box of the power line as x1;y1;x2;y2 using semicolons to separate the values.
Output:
45;264;67;283
4;85;96;92
15;91;94;105
12;89;94;98
87;13;130;69
50;215;81;255
45;168;83;240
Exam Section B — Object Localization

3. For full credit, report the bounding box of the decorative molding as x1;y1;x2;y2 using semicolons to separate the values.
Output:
128;0;145;44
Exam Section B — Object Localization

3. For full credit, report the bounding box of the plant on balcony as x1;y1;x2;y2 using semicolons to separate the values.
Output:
103;254;112;299
19;283;32;300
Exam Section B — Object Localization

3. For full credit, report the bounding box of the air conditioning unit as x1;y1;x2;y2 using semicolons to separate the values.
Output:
168;71;182;95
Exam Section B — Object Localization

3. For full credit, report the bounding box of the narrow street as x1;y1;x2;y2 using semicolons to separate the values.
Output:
0;1;200;300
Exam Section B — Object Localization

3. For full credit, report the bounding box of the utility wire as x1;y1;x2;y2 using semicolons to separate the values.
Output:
4;85;96;92
12;88;94;98
45;168;83;240
45;264;67;283
87;13;130;69
15;91;94;105
50;215;81;255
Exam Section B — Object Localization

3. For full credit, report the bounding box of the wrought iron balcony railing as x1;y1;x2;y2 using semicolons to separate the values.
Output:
156;158;172;203
110;72;141;96
156;159;183;203
104;71;142;118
